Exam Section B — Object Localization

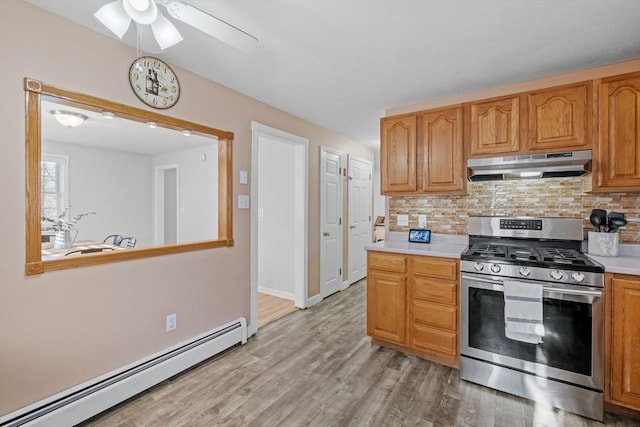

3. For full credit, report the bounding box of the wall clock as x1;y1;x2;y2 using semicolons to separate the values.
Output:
128;56;180;109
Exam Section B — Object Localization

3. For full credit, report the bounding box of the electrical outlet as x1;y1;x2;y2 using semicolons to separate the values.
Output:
397;214;409;227
166;313;177;332
418;215;427;228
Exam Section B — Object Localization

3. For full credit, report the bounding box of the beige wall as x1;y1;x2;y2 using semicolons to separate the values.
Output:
386;60;640;115
0;1;372;416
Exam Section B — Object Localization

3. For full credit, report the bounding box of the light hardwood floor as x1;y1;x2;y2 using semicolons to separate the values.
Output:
258;292;298;328
81;280;638;427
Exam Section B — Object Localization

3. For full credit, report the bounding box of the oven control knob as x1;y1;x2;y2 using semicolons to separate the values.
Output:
490;264;501;273
473;263;484;271
518;267;530;277
550;270;565;281
571;272;585;283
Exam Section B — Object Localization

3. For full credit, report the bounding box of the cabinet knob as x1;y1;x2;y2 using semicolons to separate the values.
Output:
323;232;330;237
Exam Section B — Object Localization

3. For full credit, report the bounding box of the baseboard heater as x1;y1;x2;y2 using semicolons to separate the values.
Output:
0;318;247;427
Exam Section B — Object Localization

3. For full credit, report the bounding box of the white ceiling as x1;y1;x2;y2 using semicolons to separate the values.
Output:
26;0;640;148
42;100;216;155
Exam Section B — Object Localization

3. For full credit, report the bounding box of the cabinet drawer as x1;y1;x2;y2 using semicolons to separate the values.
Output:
412;300;457;330
413;278;457;305
369;252;406;273
411;257;457;280
410;323;457;356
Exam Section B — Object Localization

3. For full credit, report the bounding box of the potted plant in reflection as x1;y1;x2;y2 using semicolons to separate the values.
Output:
42;208;96;249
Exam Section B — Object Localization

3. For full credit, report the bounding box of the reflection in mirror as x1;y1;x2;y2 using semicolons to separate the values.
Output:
41;99;218;253
24;78;233;275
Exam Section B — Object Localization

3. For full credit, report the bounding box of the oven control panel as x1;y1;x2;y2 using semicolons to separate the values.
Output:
500;219;543;230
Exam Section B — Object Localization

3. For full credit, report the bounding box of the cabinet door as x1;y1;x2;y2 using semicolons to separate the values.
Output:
527;82;591;151
597;73;640;191
367;270;406;345
610;276;640;411
470;95;522;156
419;107;465;193
381;115;417;194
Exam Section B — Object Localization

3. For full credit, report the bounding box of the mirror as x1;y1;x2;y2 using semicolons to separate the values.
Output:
25;78;233;275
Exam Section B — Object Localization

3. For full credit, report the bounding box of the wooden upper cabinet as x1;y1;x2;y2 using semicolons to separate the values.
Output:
419;107;465;193
595;72;640;191
470;95;522;156
527;82;591;151
380;115;417;194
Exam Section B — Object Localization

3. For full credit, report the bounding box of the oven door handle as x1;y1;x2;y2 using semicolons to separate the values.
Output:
461;275;502;284
542;287;602;297
462;275;602;297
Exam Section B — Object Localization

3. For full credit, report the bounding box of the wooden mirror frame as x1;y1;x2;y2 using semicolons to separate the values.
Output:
24;78;234;275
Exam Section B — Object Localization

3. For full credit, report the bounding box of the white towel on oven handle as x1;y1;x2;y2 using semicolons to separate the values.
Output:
503;280;544;344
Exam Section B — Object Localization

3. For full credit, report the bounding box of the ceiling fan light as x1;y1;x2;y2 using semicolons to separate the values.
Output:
50;110;88;128
123;0;158;25
94;0;132;38
151;13;183;49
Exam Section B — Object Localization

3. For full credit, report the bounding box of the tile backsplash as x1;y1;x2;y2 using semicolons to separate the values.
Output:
388;176;640;244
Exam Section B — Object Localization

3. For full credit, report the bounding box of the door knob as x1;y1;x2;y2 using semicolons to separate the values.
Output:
323;232;330;237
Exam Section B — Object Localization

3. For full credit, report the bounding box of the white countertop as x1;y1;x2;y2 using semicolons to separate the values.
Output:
367;232;640;276
587;254;640;275
365;233;467;259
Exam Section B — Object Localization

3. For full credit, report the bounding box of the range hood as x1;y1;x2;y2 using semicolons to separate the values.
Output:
467;150;592;181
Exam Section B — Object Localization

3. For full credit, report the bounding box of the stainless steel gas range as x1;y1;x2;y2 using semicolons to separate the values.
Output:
459;216;605;421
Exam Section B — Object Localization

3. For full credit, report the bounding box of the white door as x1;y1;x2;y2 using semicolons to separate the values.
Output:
320;147;343;298
348;156;372;284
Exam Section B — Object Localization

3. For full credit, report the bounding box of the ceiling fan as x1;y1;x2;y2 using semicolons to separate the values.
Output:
94;0;258;52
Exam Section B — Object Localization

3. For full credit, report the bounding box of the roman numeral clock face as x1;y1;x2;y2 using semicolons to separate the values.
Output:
129;56;180;109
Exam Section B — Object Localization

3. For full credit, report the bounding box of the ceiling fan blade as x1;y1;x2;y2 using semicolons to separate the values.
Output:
162;1;258;53
137;24;164;53
152;13;183;49
94;0;132;39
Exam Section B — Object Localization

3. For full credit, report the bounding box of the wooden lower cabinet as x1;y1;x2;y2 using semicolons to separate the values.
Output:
366;251;459;367
407;257;459;367
367;252;407;345
606;273;640;412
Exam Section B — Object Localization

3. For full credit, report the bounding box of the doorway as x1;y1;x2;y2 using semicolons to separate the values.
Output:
347;155;372;284
250;122;308;336
154;165;179;245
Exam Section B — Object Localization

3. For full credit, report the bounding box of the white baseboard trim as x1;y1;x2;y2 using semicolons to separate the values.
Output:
258;286;295;301
307;293;322;308
341;280;350;291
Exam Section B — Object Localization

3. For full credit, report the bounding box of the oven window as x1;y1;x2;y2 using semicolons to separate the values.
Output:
468;288;592;376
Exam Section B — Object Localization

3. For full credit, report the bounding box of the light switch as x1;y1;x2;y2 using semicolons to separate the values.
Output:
240;170;248;185
397;214;409;226
238;195;250;209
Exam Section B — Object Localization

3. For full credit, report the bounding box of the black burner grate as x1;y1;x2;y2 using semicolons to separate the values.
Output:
539;248;588;266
